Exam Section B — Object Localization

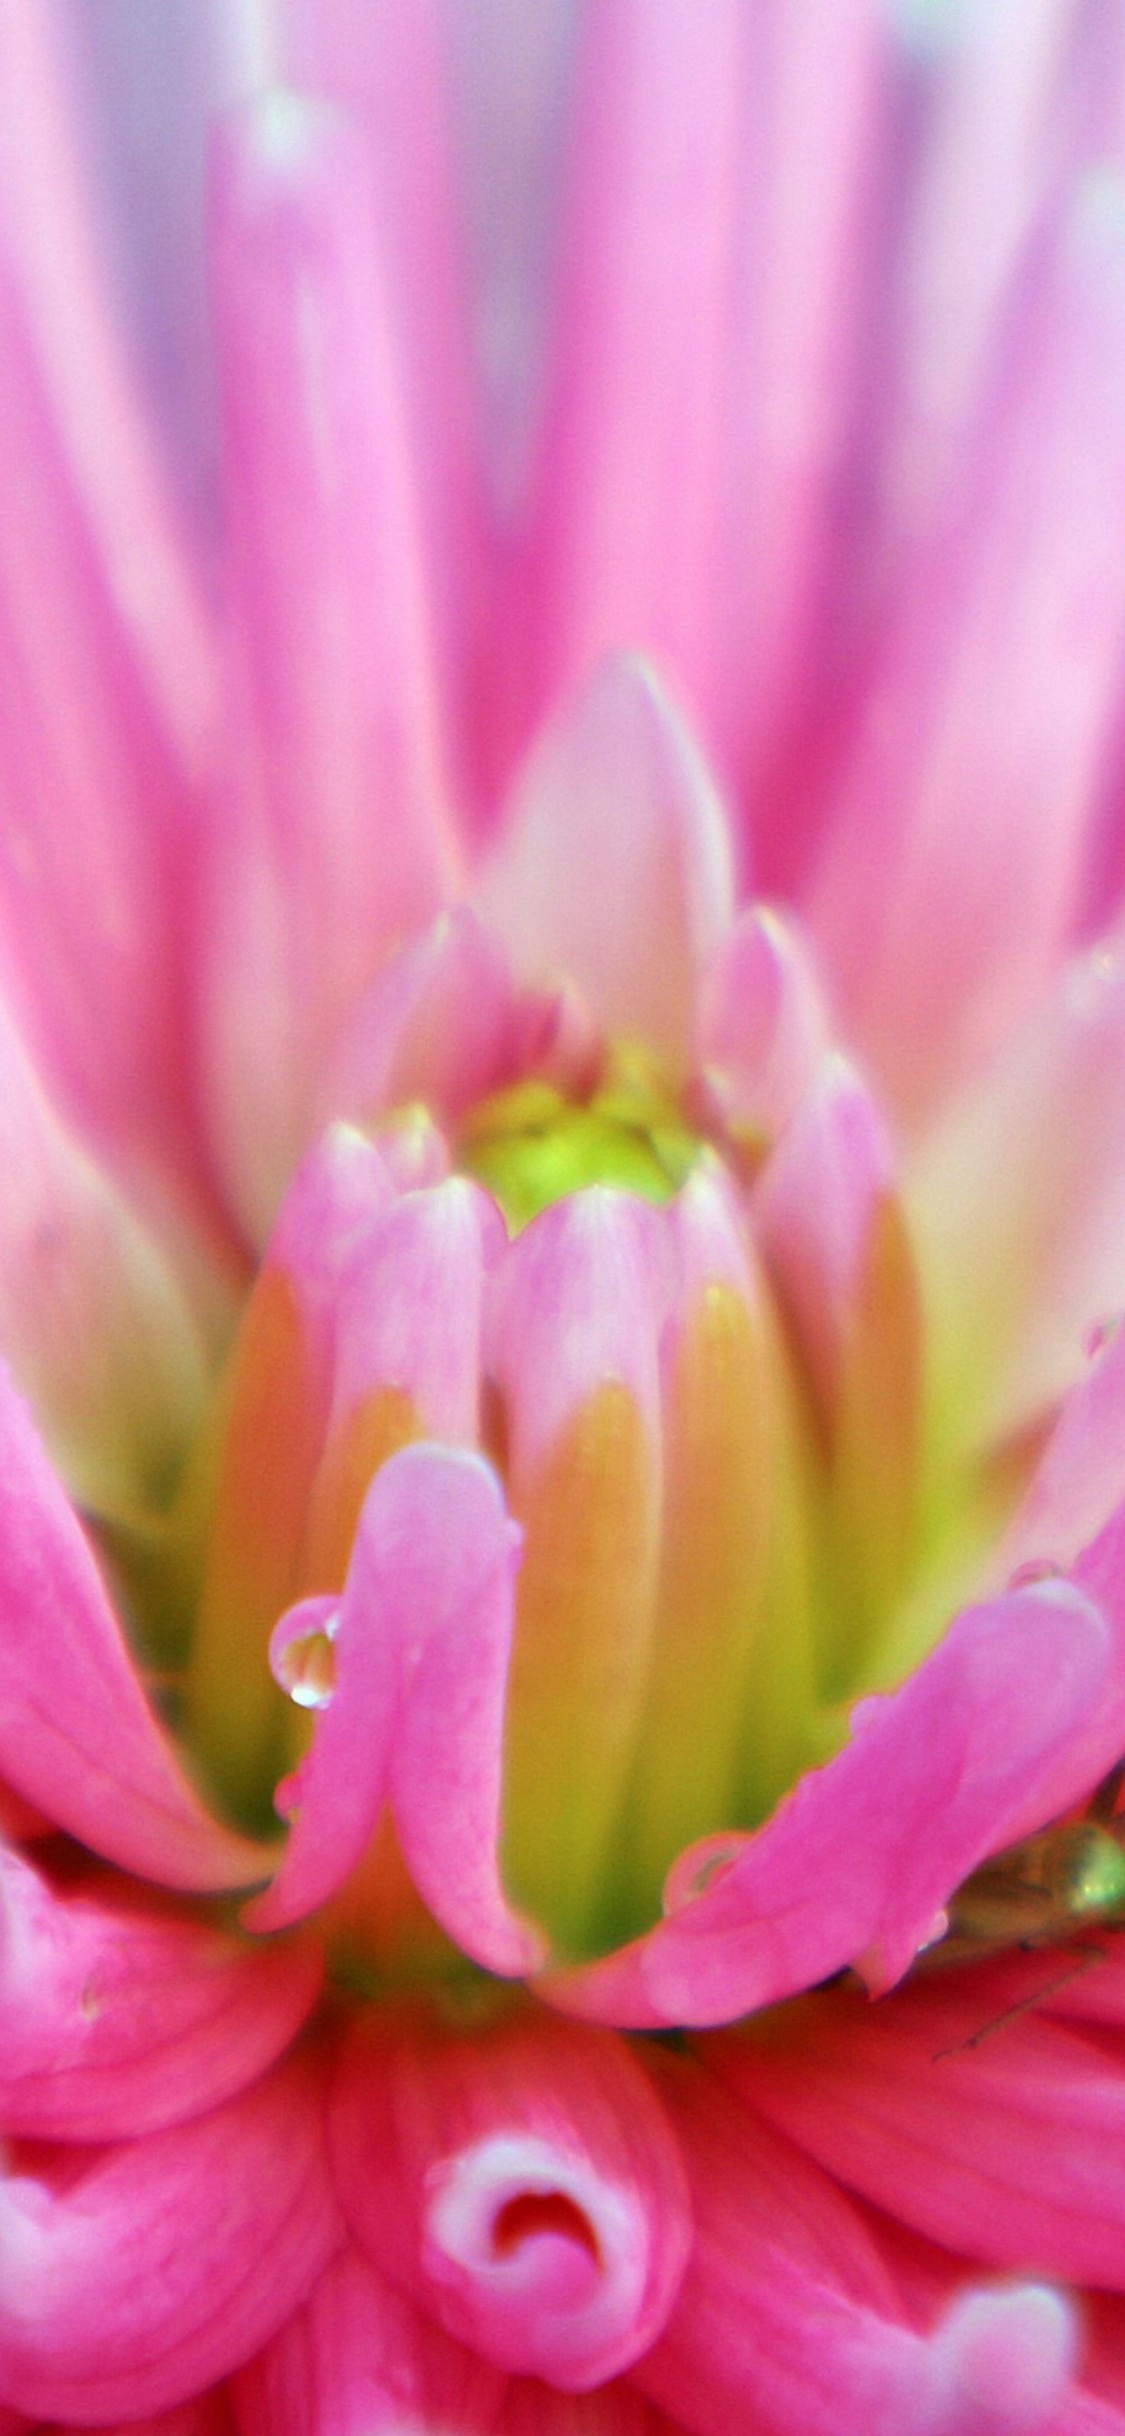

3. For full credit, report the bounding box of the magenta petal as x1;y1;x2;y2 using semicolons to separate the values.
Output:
0;1368;268;1891
480;654;734;1066
0;1845;323;2138
248;1445;539;1972
385;1455;545;1976
641;2057;1080;2436
557;1576;1122;2027
230;2244;506;2436
330;2008;692;2393
40;2399;235;2436
719;1967;1125;2293
0;2054;340;2422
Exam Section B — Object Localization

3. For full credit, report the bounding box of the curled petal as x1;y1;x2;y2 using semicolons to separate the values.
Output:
639;2056;1080;2436
0;1845;322;2139
0;2054;340;2423
329;2006;692;2392
0;1368;268;1891
546;1577;1124;2026
248;1445;540;1974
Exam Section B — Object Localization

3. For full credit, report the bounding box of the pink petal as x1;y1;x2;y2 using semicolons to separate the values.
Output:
694;906;829;1153
809;174;1125;1121
548;1576;1125;2026
248;1445;540;1974
719;1966;1125;2292
877;0;1074;562
230;2244;506;2436
996;1317;1125;1589
0;991;208;1516
329;1179;501;1451
0;1368;269;1891
0;0;218;1186
296;1174;500;1590
709;0;886;893
0;1846;322;2138
485;1188;667;1950
753;1054;897;1421
185;1123;391;1813
640;2055;1079;2436
0;2054;340;2422
517;0;748;744
277;0;491;825
318;908;517;1136
329;2006;692;2391
202;91;459;1236
480;654;733;1068
487;1184;668;1486
909;944;1125;1447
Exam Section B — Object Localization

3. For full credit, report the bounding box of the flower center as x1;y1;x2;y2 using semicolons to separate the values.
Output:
458;1043;700;1228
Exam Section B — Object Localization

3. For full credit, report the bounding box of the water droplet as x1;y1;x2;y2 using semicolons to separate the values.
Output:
1009;1558;1063;1591
275;1618;338;1709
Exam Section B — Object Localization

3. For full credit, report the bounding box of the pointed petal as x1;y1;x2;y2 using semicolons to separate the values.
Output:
810;175;1125;1118
230;2243;506;2436
695;907;829;1156
0;1369;268;1891
203;91;459;1235
754;1056;897;1422
480;655;733;1066
517;0;746;737
319;908;516;1136
0;2054;340;2423
996;1316;1125;1588
0;1847;322;2139
330;2006;692;2392
248;1446;540;1975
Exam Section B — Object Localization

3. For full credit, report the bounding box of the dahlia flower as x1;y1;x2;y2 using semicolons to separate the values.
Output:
6;0;1125;2426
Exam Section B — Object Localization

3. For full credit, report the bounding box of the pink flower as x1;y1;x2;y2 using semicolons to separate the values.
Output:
4;0;1125;2426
